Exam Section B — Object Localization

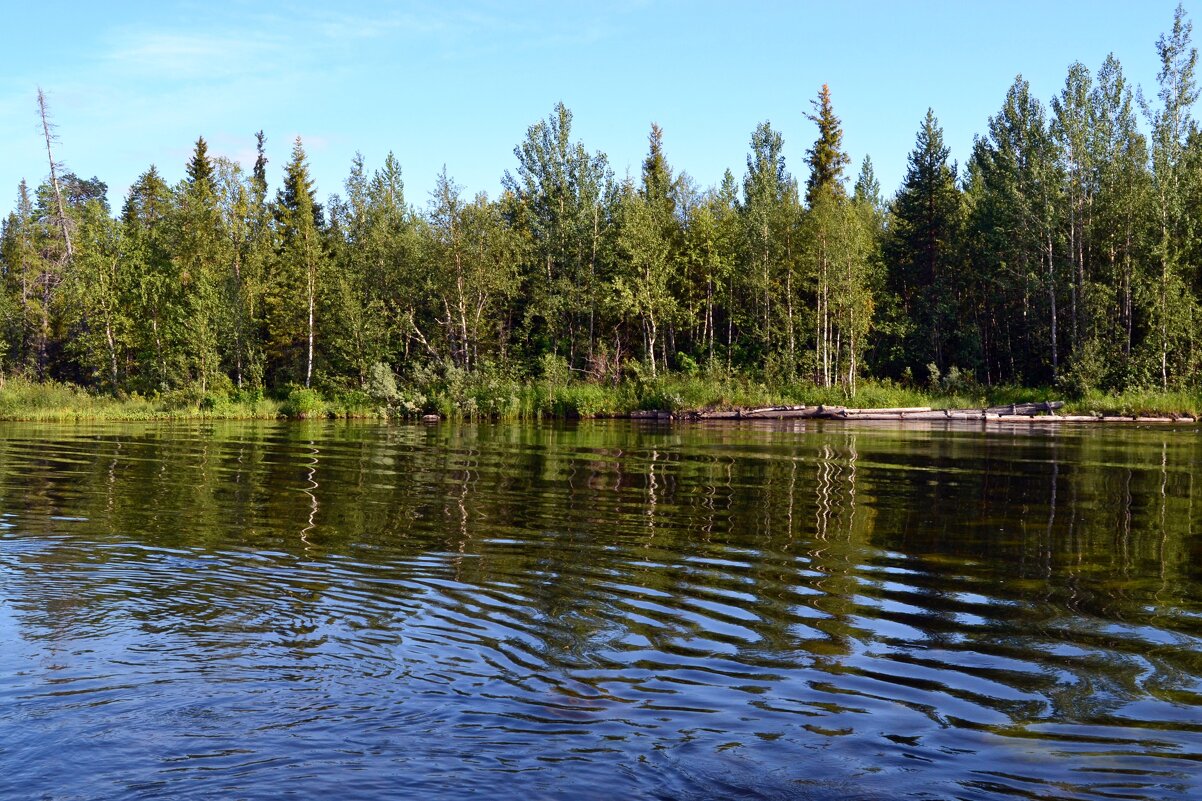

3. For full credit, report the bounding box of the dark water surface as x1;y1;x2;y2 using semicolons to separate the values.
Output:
2;420;1201;800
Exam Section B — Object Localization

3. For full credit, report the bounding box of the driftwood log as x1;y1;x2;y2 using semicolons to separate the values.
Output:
658;401;1194;425
984;401;1065;415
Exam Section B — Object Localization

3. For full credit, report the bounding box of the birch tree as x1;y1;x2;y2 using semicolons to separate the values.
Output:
1146;2;1199;388
426;170;521;370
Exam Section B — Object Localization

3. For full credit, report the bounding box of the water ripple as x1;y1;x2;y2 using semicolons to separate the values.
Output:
1;420;1200;799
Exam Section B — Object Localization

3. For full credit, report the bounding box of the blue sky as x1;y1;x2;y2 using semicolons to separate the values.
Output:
0;1;1194;213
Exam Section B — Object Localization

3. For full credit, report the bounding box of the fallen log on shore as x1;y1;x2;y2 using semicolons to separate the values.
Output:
984;401;1065;416
630;410;674;420
691;404;937;420
649;401;1195;425
741;405;830;419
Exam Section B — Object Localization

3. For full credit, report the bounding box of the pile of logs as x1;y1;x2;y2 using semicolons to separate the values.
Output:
627;401;1195;424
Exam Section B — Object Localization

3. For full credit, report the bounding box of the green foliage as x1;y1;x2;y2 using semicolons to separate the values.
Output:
538;352;573;386
502;102;613;371
806;185;873;392
365;362;400;403
1059;336;1112;397
738;121;799;370
281;386;326;418
614;177;678;376
675;352;699;376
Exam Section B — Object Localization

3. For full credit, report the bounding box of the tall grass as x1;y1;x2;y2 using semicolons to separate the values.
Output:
381;369;1199;420
1064;389;1202;417
0;378;284;421
418;374;1198;419
0;373;1197;422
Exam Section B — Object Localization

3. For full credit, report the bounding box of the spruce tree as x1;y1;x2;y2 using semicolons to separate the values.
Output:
886;110;963;375
122;166;174;390
0;181;42;375
852;156;883;215
268;137;323;388
641;123;676;217
185;136;215;194
804;84;851;206
252;131;269;198
174;138;227;393
636;123;682;373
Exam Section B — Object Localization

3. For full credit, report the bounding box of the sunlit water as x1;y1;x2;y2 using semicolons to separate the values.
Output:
1;420;1200;800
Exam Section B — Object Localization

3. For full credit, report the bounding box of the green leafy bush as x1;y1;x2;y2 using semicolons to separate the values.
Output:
282;387;326;418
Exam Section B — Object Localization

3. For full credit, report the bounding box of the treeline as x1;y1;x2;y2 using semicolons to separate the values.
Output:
4;7;1202;402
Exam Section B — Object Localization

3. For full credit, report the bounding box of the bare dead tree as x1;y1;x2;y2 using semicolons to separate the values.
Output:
37;87;72;261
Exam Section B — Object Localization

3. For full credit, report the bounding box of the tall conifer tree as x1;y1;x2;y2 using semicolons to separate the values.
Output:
268;137;323;388
804;84;851;206
886;110;963;374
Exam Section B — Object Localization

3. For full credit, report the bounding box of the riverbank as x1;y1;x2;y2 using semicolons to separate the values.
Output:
0;375;1199;422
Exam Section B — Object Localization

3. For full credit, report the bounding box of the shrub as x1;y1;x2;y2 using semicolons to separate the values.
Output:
675;352;699;376
282;387;326;419
366;362;400;403
538;353;572;386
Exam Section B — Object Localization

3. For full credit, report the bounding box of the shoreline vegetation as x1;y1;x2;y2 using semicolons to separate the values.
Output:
0;375;1197;423
7;8;1202;425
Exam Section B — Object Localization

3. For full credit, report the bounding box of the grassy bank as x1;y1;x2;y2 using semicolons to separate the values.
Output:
1;373;1198;422
0;379;285;421
383;369;1202;419
1061;389;1202;418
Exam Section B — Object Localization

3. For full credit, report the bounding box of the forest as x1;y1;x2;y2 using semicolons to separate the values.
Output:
4;7;1202;418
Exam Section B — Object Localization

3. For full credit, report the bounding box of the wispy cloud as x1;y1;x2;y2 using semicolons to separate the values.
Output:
95;3;623;88
104;30;286;80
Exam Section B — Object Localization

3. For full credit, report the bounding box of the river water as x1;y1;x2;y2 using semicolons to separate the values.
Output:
1;420;1200;800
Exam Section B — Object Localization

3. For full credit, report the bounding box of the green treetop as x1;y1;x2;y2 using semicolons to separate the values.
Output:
805;84;851;206
185;136;215;195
